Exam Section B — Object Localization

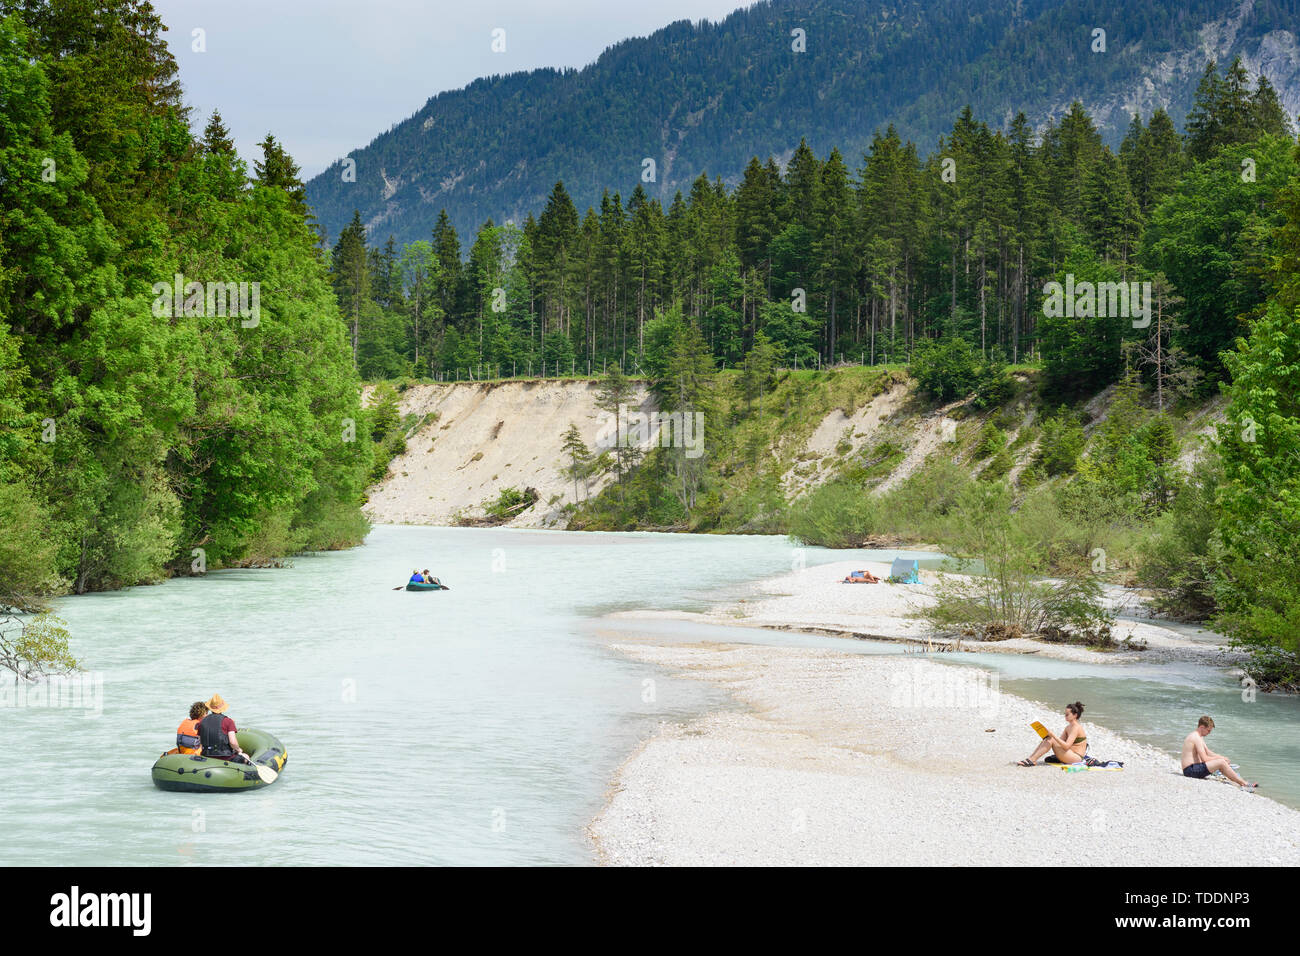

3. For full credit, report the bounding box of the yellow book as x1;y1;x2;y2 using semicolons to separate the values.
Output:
1030;721;1049;739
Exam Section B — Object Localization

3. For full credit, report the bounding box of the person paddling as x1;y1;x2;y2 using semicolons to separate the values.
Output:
198;694;249;763
176;701;207;755
395;569;448;590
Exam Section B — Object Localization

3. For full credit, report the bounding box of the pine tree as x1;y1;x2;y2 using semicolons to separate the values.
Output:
1251;74;1294;139
738;331;779;414
1006;111;1048;362
659;318;715;510
815;147;855;361
859;125;924;361
1123;109;1185;217
784;137;821;230
623;184;665;356
330;211;370;364
734;157;779;337
202;110;235;155
1184;61;1226;162
1124;273;1192;412
595;363;639;493
560;423;592;502
254;133;312;227
399;240;437;369
1185;59;1263;162
431;209;462;321
535;182;581;338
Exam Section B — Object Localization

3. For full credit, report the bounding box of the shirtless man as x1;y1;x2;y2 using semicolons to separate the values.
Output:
1181;715;1257;789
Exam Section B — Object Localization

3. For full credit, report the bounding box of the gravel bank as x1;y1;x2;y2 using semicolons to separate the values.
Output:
683;559;1242;667
588;642;1300;866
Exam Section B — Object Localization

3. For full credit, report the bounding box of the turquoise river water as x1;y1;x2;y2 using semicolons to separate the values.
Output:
2;525;1295;865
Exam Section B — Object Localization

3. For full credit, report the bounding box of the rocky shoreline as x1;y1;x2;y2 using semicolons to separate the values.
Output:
587;561;1292;866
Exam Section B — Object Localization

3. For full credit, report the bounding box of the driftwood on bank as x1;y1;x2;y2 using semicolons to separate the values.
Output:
453;487;541;527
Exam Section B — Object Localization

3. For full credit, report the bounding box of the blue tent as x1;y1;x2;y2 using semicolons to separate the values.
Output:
888;557;920;584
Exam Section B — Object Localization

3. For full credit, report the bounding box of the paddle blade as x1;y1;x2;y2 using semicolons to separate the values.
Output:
252;761;277;783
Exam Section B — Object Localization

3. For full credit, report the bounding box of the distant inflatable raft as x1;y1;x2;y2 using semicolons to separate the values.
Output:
151;729;287;793
405;581;447;591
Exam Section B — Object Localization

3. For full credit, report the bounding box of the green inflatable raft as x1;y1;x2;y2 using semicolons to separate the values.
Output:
405;581;447;591
151;729;287;793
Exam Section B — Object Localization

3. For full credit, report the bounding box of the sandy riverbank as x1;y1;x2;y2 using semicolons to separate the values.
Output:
587;641;1300;866
612;559;1240;667
362;380;651;528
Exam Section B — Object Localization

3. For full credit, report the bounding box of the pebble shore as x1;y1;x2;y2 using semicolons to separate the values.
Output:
588;642;1300;866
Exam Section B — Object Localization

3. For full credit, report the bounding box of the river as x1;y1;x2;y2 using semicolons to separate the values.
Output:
3;526;1294;865
1;526;935;865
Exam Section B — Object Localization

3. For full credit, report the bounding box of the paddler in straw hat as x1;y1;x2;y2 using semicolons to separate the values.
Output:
197;693;248;763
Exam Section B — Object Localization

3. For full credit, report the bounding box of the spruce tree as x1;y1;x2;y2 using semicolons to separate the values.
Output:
202;110;236;155
330;211;370;364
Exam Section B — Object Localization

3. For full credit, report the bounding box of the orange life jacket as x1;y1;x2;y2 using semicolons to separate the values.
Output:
176;717;203;755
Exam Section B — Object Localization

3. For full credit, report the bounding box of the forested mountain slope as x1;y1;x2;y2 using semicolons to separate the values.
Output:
306;0;1300;244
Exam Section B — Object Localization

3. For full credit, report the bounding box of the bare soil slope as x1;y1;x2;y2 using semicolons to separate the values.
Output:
364;380;652;527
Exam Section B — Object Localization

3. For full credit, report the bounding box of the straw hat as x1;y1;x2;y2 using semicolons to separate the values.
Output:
205;693;229;714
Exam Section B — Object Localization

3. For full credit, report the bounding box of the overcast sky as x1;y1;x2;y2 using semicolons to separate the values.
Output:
152;1;752;179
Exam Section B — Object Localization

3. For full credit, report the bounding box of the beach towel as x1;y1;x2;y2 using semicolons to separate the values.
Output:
1084;757;1124;769
1038;755;1123;771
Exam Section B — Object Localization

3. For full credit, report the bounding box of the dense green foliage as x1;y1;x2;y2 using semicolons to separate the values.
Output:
3;2;1299;674
305;0;1300;247
0;612;78;680
1214;297;1300;665
523;65;1295;660
0;3;370;609
923;482;1118;644
326;61;1293;403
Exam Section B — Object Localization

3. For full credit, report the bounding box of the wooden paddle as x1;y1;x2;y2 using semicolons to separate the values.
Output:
243;753;277;783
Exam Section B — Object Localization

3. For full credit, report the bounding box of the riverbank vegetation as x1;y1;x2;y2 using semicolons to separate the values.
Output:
0;613;78;680
0;4;372;612
355;54;1296;678
3;3;1297;687
355;59;1299;685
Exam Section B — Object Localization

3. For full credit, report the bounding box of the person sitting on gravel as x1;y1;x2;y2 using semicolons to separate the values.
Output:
1181;716;1257;790
1017;701;1088;766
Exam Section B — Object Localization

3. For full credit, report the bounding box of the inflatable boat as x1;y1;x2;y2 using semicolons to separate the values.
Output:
405;580;447;591
151;729;287;793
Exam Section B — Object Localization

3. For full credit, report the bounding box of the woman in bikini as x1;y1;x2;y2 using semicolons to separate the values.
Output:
1017;701;1088;766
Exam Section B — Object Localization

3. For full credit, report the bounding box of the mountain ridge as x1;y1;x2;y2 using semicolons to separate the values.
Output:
305;0;1300;245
